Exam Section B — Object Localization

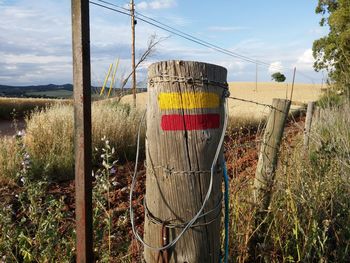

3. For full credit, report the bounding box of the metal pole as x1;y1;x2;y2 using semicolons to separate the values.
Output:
130;0;136;107
71;0;93;262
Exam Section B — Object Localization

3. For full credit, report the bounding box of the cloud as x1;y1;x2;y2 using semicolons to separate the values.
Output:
0;0;323;85
208;26;248;32
309;27;328;36
294;48;315;71
136;0;176;10
268;61;284;74
297;48;314;64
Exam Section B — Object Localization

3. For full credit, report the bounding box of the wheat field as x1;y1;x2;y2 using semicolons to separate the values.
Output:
120;82;324;120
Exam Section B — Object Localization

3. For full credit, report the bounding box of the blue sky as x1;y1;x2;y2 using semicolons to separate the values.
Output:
0;0;327;86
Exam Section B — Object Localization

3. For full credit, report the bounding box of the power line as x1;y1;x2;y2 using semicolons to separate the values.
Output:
90;0;319;82
90;1;262;65
92;0;279;68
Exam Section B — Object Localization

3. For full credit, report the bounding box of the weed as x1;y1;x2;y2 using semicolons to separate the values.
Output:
228;102;350;262
0;132;75;262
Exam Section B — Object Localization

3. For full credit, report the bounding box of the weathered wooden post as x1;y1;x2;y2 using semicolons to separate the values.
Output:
144;60;227;263
71;0;93;261
250;99;291;259
304;101;315;150
254;98;291;211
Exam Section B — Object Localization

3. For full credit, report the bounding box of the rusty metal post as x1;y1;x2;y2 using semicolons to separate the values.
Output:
71;0;93;262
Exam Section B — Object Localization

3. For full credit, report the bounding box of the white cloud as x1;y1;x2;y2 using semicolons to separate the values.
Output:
208;26;248;32
294;48;315;71
136;0;176;10
2;54;71;64
268;61;284;74
297;49;314;64
218;60;246;72
0;0;323;85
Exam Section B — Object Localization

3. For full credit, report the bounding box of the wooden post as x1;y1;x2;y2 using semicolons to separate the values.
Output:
254;98;291;211
290;67;296;100
144;60;227;263
71;0;93;262
130;0;136;107
255;61;258;92
304;101;315;150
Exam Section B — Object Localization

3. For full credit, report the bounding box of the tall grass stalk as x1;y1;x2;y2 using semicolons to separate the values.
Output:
22;102;144;181
228;102;350;262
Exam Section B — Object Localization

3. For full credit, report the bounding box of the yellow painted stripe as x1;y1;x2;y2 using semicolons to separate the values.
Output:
158;92;219;110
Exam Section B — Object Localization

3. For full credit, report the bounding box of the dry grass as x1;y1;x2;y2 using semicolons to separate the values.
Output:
0;97;71;120
228;101;350;262
22;101;144;181
0;137;21;184
120;82;324;120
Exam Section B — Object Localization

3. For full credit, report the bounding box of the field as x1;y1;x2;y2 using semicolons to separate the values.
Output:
121;82;324;119
0;97;71;120
0;83;349;262
25;90;73;99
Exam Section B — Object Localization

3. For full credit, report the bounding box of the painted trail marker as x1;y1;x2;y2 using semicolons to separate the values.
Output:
144;60;227;263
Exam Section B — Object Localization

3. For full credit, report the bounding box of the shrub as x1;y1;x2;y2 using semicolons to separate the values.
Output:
317;89;345;109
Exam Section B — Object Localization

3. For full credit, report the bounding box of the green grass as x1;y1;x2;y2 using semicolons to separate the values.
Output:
26;90;73;99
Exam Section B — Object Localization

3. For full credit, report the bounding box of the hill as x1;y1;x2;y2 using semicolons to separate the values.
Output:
0;84;73;98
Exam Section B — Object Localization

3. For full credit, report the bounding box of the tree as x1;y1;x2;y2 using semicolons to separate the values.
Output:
271;72;286;82
313;0;350;95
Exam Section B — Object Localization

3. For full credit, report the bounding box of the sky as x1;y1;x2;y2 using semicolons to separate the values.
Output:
0;0;328;86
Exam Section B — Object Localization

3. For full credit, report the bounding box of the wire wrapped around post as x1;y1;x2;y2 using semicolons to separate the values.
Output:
143;60;228;263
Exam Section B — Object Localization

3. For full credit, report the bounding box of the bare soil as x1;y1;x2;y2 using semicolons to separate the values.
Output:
0;119;25;137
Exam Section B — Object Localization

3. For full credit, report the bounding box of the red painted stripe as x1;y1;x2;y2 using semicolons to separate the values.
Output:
161;114;220;131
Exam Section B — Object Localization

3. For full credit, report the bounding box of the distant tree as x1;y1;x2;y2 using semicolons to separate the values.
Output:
271;72;286;82
313;0;350;96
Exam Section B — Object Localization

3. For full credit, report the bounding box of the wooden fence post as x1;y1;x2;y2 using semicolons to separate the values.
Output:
71;0;93;261
303;101;315;151
254;98;291;212
144;60;227;263
250;99;291;259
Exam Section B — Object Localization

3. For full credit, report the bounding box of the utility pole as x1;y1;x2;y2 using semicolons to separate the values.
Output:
71;0;93;262
290;67;296;101
255;61;258;92
321;71;324;90
130;0;136;107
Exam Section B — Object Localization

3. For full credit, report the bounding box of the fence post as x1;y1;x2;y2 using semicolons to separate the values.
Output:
144;60;227;263
71;0;93;262
304;101;315;151
253;98;291;212
250;98;290;258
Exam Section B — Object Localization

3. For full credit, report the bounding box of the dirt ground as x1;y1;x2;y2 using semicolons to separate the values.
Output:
0;119;25;137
